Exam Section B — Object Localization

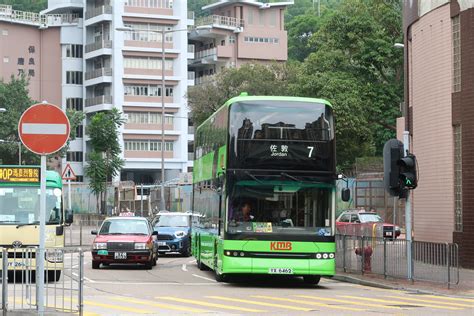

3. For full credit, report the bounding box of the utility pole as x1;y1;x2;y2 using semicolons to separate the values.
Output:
403;131;413;280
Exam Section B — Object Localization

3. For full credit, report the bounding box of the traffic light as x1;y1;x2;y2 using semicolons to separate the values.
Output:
399;154;417;189
383;139;418;198
383;139;404;197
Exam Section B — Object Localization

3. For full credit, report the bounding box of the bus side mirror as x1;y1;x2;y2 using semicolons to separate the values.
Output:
65;209;74;225
341;188;351;202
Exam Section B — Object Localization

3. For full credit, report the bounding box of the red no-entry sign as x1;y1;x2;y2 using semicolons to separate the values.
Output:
18;103;70;155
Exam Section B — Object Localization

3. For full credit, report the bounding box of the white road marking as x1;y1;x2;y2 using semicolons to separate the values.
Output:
188;259;197;264
72;273;96;283
181;264;188;272
84;281;215;285
22;123;67;135
192;274;216;282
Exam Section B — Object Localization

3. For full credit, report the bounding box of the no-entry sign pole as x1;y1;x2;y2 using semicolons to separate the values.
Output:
19;102;70;314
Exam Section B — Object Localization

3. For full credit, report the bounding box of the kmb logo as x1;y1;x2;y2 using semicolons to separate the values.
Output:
270;241;292;251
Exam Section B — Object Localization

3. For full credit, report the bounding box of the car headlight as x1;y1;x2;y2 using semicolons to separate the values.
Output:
93;242;107;250
45;250;63;263
174;231;186;238
134;242;147;250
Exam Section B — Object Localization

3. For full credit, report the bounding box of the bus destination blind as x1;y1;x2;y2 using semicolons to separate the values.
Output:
0;167;40;183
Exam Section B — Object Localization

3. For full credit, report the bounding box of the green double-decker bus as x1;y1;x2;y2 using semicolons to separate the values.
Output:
192;95;336;284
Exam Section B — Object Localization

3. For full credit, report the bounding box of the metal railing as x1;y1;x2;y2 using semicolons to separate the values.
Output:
1;247;84;314
125;0;173;9
195;48;216;60
187;44;195;54
188;11;195;20
85;40;112;53
85;68;112;80
336;234;459;288
85;5;112;20
0;4;79;26
85;95;113;107
195;15;244;29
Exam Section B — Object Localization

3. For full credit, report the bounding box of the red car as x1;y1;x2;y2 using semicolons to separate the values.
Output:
336;210;401;239
91;216;158;269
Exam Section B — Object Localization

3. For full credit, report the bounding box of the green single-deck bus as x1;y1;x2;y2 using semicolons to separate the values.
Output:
192;95;336;284
0;165;73;282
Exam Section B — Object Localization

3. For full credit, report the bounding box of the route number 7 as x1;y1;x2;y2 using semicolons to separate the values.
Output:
307;146;314;158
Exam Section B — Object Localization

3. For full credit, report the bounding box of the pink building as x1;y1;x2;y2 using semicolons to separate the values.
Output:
402;0;474;268
188;0;292;84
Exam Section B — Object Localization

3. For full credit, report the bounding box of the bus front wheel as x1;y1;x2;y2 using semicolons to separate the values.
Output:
303;275;321;285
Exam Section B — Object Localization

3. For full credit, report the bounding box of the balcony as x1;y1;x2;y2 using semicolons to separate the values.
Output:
85;95;112;107
188;11;195;20
85;68;112;80
195;15;244;30
195;48;216;60
188;153;194;161
187;72;195;80
187;45;195;54
85;40;112;53
85;5;112;20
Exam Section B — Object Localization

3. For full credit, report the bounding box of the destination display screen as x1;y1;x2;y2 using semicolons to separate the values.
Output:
0;167;40;183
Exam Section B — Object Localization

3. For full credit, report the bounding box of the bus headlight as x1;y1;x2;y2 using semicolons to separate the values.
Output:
93;242;107;250
45;250;63;263
134;243;147;250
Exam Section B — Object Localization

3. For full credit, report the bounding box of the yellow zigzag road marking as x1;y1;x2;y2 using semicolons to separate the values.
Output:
340;295;462;310
65;297;153;314
420;295;474;304
387;295;473;308
295;295;403;309
207;296;313;311
109;296;209;313
158;296;265;313
252;295;365;312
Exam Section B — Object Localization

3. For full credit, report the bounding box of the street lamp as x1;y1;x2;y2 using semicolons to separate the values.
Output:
394;43;405;49
117;26;188;211
0;140;21;165
0;108;6;113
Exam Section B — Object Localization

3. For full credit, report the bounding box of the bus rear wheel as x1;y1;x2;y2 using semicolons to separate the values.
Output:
303;275;321;285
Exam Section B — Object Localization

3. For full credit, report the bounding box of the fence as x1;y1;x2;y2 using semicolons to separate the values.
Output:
1;247;84;314
336;234;459;288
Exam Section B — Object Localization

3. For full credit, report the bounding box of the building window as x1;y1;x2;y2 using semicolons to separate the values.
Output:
124;140;174;152
259;10;265;26
454;125;462;232
17;57;24;65
123;23;173;43
2;29;8;36
248;10;254;25
28;69;35;77
124;84;173;97
66;151;83;162
244;36;279;44
28;58;34;65
229;36;236;44
452;15;461;93
125;0;173;8
126;112;174;125
66;44;83;58
269;11;277;27
66;98;83;111
123;57;173;71
66;71;83;85
75;125;83;138
3;57;8;63
71;175;84;183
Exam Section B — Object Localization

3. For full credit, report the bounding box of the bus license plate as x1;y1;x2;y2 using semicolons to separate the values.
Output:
269;268;293;274
114;252;127;260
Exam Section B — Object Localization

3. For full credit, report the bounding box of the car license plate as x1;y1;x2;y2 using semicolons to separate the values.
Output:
269;268;293;274
157;242;167;246
386;231;393;236
114;252;127;260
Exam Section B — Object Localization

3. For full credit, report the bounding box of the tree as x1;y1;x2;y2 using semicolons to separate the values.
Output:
187;63;298;126
296;0;403;169
1;0;48;12
84;109;124;214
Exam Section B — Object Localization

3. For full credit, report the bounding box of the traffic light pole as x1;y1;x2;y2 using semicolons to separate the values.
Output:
403;131;413;281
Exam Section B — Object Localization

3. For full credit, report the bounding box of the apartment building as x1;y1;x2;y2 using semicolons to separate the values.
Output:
0;0;193;185
401;0;474;268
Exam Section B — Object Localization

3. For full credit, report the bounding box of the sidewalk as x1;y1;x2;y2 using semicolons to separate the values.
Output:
333;268;474;297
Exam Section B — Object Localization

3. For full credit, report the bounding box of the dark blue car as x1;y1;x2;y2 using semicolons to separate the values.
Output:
153;212;193;257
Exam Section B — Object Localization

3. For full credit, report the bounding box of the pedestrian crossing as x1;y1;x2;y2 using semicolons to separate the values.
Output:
80;292;474;315
7;292;474;315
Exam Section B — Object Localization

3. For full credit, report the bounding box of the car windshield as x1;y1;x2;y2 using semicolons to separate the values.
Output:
99;219;149;235
359;213;383;223
0;187;62;225
155;215;189;227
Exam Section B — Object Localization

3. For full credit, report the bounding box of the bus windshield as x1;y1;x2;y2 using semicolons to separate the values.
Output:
0;187;62;225
229;101;335;171
227;180;333;236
